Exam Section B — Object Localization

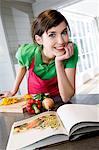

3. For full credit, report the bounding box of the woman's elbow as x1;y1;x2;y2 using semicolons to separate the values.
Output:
61;89;75;103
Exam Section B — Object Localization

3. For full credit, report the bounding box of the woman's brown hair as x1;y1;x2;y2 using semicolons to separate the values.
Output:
32;9;70;42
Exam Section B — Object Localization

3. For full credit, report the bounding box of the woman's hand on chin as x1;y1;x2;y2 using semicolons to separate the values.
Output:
55;42;74;61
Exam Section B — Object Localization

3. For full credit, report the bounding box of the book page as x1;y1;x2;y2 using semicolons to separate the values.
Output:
6;111;67;150
57;104;98;134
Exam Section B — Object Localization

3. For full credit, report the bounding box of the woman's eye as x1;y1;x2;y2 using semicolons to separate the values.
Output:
49;33;56;38
62;30;68;36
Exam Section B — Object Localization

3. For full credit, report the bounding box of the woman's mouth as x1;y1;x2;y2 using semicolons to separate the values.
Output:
56;46;65;50
54;47;65;56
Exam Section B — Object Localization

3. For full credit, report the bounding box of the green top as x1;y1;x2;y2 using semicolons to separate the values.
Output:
16;43;78;80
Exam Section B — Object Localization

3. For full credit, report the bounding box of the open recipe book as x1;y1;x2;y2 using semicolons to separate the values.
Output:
6;104;99;150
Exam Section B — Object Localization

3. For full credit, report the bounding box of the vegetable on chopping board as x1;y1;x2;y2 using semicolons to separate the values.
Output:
33;93;49;101
23;94;33;100
42;98;55;110
0;97;18;106
0;94;33;106
33;93;55;110
26;99;41;114
26;93;55;114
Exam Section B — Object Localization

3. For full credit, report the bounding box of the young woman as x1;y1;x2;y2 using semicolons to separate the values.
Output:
0;9;78;104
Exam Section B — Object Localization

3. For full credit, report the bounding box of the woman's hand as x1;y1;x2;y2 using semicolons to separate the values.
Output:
55;42;74;61
0;91;15;99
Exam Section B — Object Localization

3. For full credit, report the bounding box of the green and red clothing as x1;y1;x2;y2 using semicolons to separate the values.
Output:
16;43;78;96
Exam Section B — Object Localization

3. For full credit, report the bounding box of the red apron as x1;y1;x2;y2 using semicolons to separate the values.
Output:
28;59;59;96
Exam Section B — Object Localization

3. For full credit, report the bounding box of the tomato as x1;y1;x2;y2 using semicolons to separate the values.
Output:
26;99;41;114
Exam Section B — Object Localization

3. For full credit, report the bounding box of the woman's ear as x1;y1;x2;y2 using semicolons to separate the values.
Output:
35;35;43;45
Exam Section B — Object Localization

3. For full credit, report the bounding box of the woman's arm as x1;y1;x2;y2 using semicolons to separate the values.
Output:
0;66;27;98
12;66;27;95
55;43;76;102
55;60;76;102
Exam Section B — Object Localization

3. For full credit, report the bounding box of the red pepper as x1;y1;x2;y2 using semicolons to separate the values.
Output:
26;99;41;114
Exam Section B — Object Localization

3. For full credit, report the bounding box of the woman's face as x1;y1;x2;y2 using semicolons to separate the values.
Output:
36;21;69;59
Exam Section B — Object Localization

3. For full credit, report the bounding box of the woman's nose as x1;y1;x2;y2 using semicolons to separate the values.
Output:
57;35;64;44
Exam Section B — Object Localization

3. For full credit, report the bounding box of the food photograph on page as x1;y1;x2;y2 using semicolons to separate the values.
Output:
13;114;60;134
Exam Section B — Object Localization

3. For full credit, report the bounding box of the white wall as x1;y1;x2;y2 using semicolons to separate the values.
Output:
63;0;99;17
32;0;82;17
1;0;33;63
0;0;33;93
0;3;15;91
